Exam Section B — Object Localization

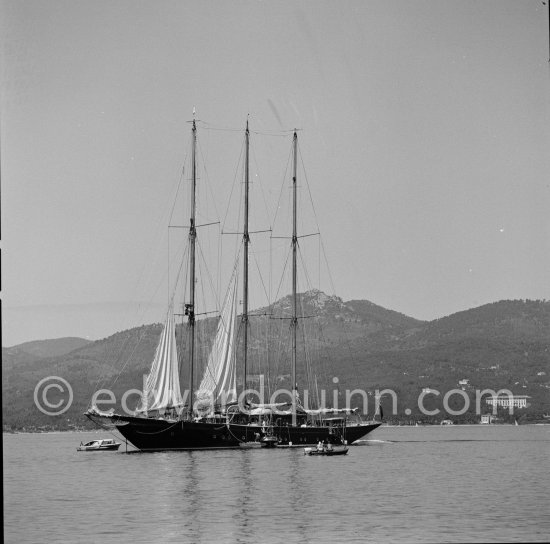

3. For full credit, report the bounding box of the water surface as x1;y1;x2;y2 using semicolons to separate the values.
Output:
4;425;549;543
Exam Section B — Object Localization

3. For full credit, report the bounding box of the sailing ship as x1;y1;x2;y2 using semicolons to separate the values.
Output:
86;118;381;450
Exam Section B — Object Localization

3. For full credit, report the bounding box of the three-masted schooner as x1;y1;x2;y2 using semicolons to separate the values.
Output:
86;118;380;450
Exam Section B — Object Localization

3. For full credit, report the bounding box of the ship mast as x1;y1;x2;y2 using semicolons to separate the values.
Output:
242;120;250;394
187;118;197;417
291;130;298;423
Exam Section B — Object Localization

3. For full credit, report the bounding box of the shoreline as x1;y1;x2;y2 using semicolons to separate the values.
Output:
5;422;550;435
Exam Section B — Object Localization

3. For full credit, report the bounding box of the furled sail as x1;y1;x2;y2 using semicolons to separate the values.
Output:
195;271;238;408
137;305;184;414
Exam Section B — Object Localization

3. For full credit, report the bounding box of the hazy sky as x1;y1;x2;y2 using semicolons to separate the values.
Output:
2;0;549;346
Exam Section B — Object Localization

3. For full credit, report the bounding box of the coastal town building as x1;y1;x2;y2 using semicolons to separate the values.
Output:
485;395;530;409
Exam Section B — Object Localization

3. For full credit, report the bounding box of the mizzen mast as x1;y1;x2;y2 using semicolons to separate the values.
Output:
242;120;250;394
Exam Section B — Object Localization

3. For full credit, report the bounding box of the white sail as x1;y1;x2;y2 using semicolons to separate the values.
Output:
196;271;238;407
137;305;184;414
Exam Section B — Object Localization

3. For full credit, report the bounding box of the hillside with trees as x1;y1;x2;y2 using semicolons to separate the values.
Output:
2;295;549;431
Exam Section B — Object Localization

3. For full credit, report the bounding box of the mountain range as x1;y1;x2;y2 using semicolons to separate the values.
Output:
3;293;549;431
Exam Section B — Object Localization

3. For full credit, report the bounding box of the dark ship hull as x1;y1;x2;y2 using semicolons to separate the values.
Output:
87;413;380;451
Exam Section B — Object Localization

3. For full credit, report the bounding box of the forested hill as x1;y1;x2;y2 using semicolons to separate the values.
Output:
2;295;549;431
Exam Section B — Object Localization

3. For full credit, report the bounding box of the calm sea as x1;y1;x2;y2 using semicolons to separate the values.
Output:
3;425;549;543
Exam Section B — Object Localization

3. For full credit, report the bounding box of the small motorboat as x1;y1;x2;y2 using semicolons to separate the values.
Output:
260;435;279;448
77;438;121;452
304;445;349;456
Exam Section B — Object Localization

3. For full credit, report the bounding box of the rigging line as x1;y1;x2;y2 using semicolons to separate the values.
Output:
270;243;293;315
224;421;249;444
133;224;187;336
319;235;338;303
273;321;290;397
131;154;188;327
264;316;273;398
199;241;241;373
89;304;150;395
296;142;326;254
196;131;221;306
249;133;274;231
297;247;322;317
267;234;273;392
134;420;182;435
198;257;216;371
217;221;222;318
249;130;292;137
303;321;317;407
178;243;191;309
198;258;240;389
337;308;363;386
196;237;222;312
199;121;295;136
200;125;244;133
89;332;133;406
295;149;339;302
296;238;332;404
169;221;220;229
131;128;192;324
193;253;219;364
177;245;191;378
296;263;316;399
264;300;280;397
221;136;246;233
220;208;243;316
250;322;265;387
251;248;271;310
196;257;207;371
168;164;186;226
313;309;332;398
110;328;152;389
299;276;321;408
170;239;190;302
269;320;284;398
269;233;272;319
168;225;170;305
318;234;321;309
223;229;272;235
94;304;166;396
232;167;245;261
196;138;223;228
271;140;293;235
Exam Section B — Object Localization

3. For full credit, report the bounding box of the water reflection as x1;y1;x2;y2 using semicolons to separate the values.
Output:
286;451;309;542
180;452;201;542
234;451;254;544
4;427;550;543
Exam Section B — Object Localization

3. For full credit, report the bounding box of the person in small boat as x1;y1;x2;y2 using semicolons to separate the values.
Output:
317;441;324;452
326;442;333;452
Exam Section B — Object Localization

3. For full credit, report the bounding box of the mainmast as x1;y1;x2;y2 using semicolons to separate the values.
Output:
291;130;298;422
187;118;197;417
242;120;250;394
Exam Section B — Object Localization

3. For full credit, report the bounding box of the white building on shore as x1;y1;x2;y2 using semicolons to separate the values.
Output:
486;395;530;409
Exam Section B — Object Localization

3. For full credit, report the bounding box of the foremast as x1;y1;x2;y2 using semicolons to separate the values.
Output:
186;117;197;418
